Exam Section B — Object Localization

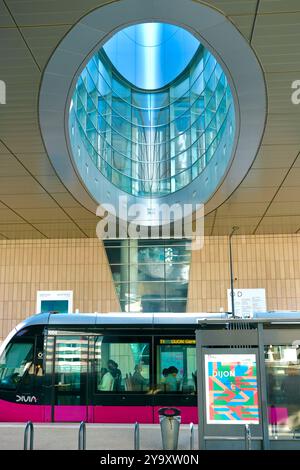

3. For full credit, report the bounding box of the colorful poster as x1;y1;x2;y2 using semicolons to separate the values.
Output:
205;354;259;424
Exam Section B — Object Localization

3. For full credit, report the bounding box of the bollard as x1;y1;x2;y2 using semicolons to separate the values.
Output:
78;421;86;450
134;422;140;450
24;421;34;450
159;408;181;450
189;423;194;450
244;424;251;450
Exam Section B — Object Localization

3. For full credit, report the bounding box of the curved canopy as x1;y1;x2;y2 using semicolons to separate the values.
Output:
103;22;200;90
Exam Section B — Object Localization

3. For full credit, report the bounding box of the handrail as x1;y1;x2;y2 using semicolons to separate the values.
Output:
204;436;261;441
78;421;86;450
24;421;34;450
189;422;194;450
134;422;140;450
245;424;251;450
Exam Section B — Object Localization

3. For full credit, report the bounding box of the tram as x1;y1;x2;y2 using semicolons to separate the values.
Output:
0;311;299;424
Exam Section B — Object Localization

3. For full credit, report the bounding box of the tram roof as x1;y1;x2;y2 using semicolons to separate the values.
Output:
14;311;300;332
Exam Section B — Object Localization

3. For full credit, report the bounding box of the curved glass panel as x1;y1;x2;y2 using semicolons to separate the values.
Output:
103;23;200;90
69;22;235;197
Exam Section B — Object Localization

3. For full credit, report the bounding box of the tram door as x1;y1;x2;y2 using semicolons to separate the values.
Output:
46;335;89;422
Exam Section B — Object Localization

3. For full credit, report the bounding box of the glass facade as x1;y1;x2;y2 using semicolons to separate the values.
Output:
104;239;191;313
69;22;235;197
266;344;300;438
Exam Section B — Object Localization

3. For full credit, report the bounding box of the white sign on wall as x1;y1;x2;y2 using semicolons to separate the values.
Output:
36;290;73;314
227;288;266;318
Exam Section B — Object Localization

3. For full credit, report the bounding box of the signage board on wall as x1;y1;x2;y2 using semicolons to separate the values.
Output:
205;353;259;425
36;290;73;314
227;288;266;317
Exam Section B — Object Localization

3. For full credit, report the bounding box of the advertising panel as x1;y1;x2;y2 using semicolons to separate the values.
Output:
205;354;259;424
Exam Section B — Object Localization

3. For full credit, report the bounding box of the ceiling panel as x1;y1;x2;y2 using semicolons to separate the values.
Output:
227;15;255;39
209;0;257;15
217;202;268;217
266;202;300;217
17;207;69;223
253;12;300;73
262;114;300;145
0;176;46;195
226;186;277;203
73;220;100;238
5;0;107;25
20;25;71;68
0;193;60;209
0;207;24;223
0;0;299;238
273;187;300;203
282;168;300;187
31;222;86;238
266;72;300;114
33;175;68;193
204;213;216;236
13;153;56;176
238;168;287;188
251;145;299;169
259;0;300;14
212;217;261;235
51;192;87;208
256;216;300;234
0;2;14;27
0;153;29;176
65;207;97;221
0;222;45;239
293;155;300;168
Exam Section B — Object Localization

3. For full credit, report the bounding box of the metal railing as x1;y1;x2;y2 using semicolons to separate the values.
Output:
24;421;34;450
134;422;140;450
20;420;200;451
245;424;251;450
204;425;253;450
190;423;194;450
78;421;86;450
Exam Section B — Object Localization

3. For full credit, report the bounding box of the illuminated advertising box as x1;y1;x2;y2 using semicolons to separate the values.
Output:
205;354;259;425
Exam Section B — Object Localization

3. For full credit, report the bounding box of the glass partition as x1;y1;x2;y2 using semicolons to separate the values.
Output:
265;344;300;438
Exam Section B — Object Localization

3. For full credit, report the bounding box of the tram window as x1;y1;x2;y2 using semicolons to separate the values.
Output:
156;339;196;394
54;336;88;394
94;338;150;392
0;341;34;390
265;344;300;437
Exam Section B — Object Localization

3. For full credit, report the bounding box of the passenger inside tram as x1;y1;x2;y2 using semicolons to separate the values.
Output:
98;367;114;391
132;363;149;391
164;366;180;391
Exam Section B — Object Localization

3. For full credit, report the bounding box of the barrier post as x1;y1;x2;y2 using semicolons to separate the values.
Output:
134;422;140;450
190;423;194;450
78;421;86;450
24;421;34;450
245;424;251;450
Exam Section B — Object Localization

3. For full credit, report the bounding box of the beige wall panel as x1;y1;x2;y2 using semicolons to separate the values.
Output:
0;238;120;340
1;234;300;340
187;234;300;314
